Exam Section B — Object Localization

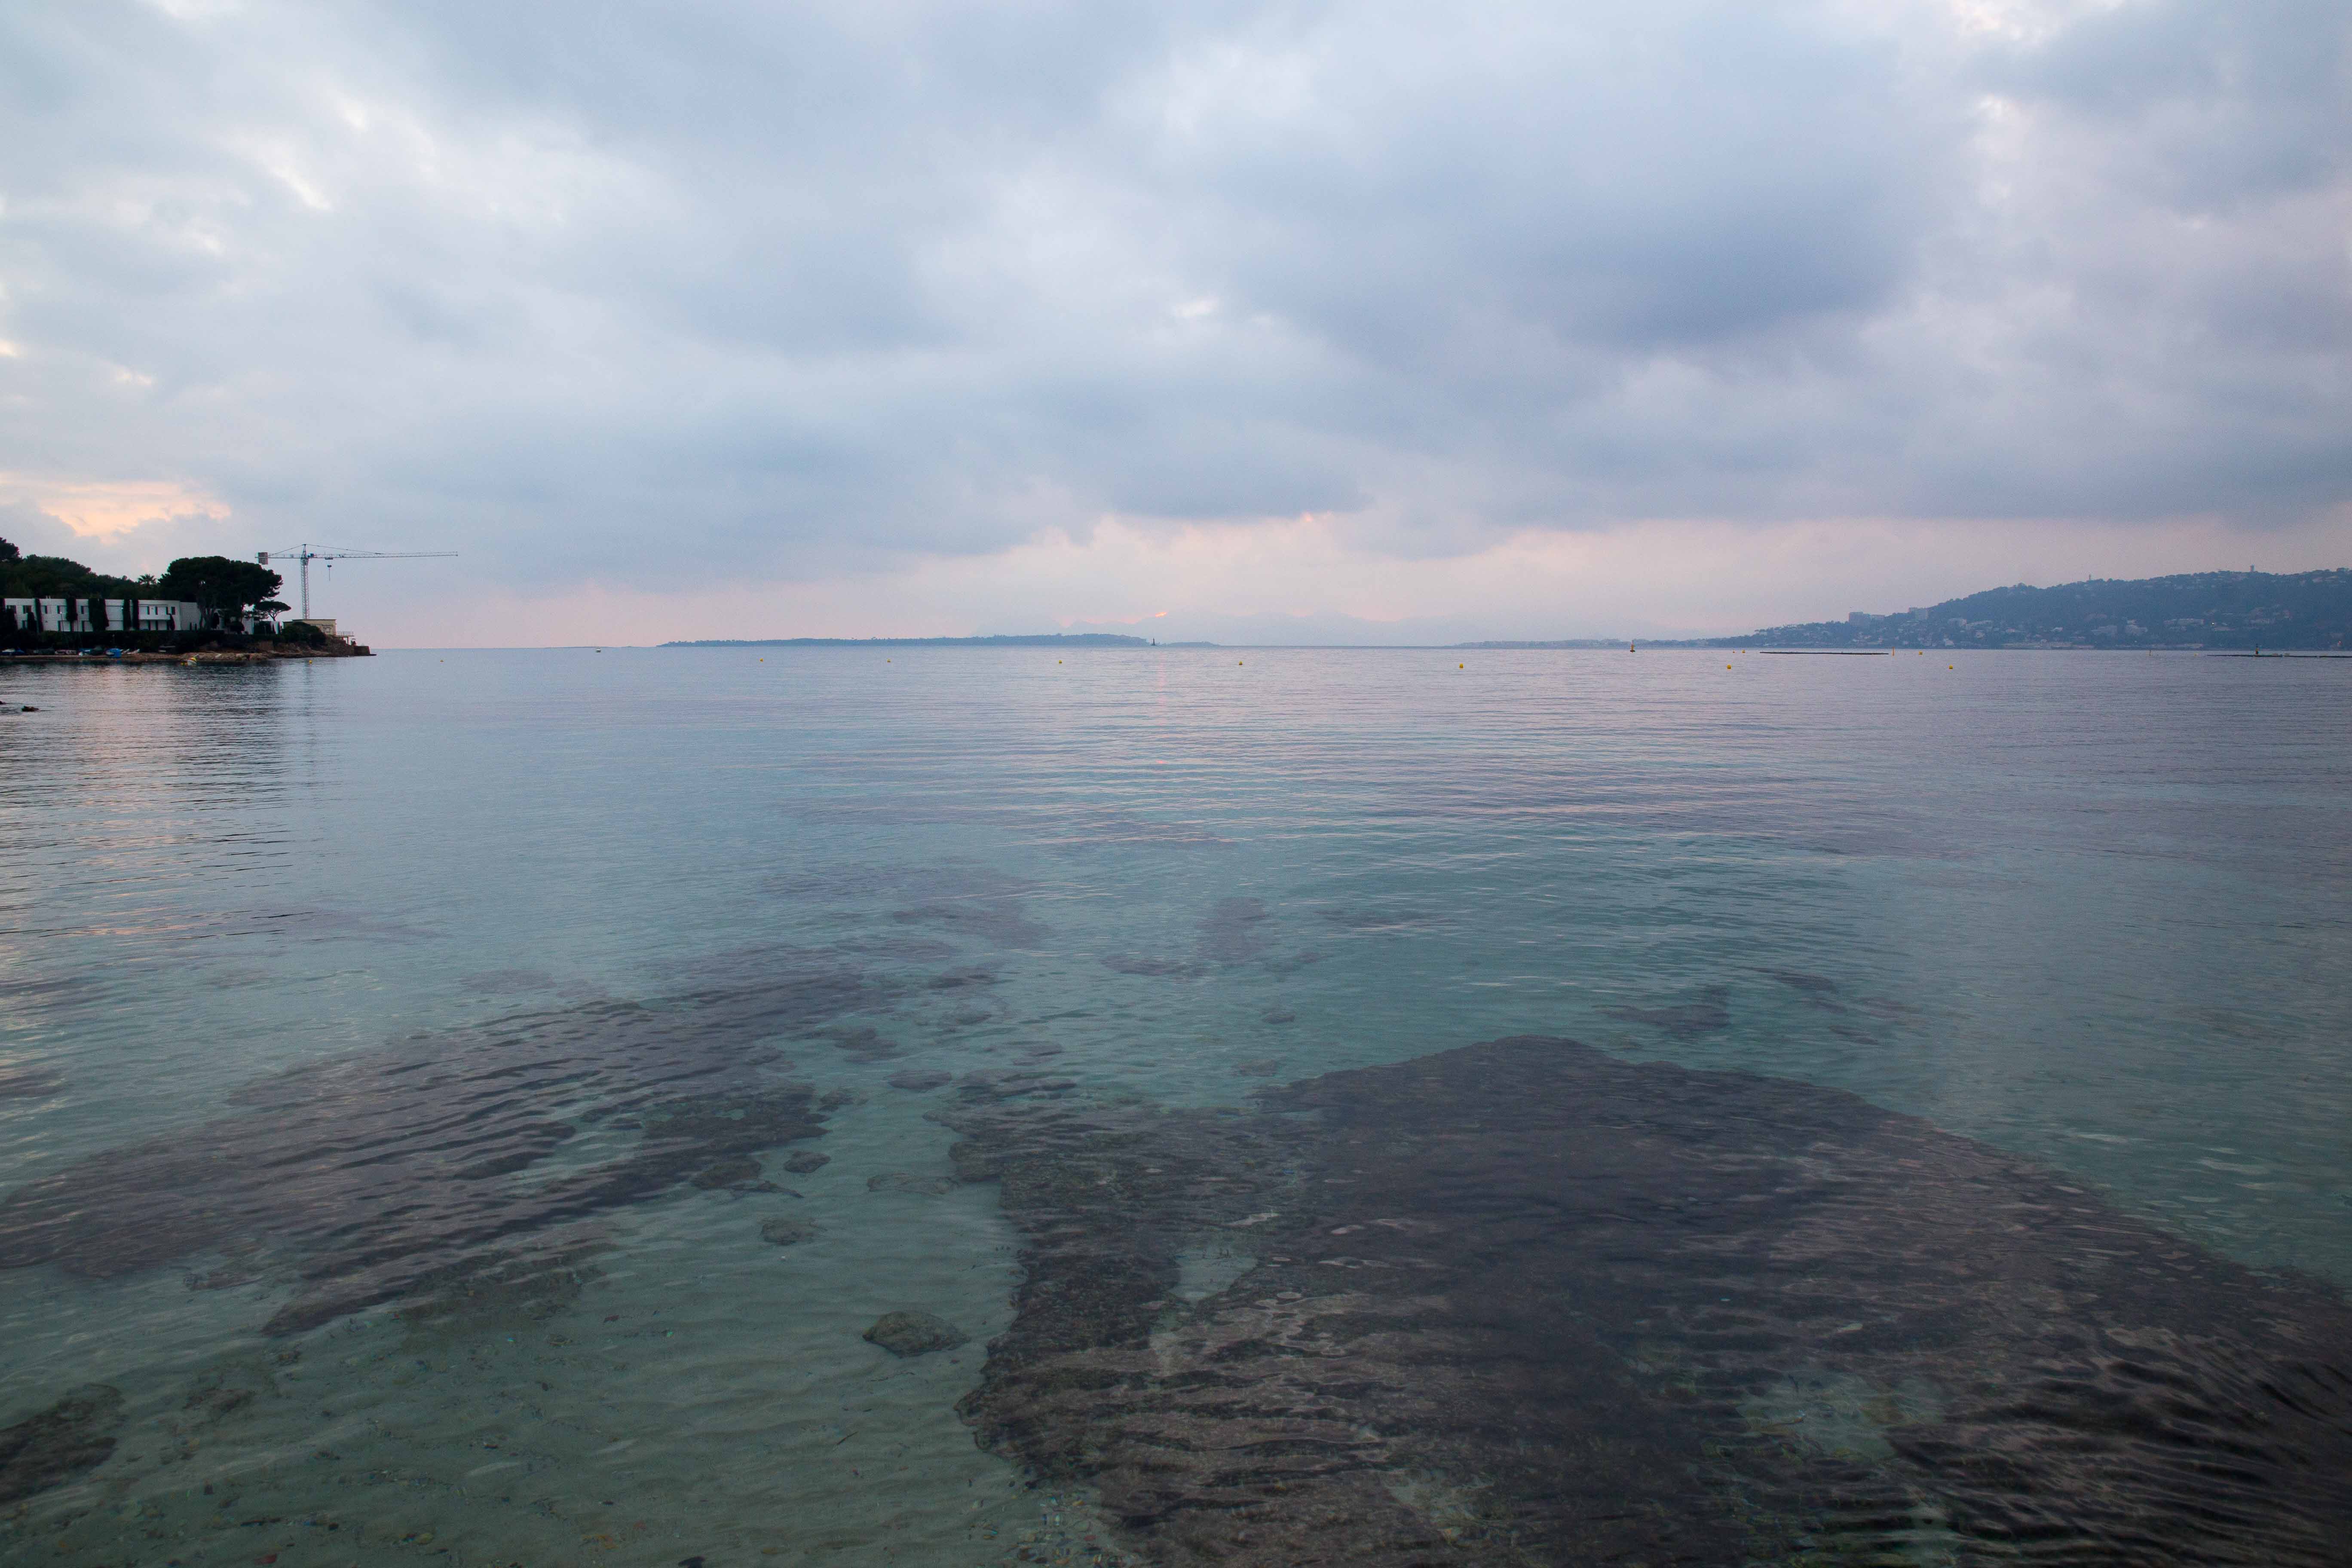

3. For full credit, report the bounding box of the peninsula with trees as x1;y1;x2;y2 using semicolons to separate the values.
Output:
0;537;369;658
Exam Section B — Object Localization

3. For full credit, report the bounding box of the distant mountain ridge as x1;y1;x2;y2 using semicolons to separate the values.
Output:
663;570;2351;652
1720;570;2352;651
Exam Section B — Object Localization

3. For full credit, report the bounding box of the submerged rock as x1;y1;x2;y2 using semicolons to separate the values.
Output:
0;1384;124;1504
0;978;843;1337
885;1069;953;1092
290;1222;616;1338
943;1035;2352;1567
867;1172;957;1196
689;1158;764;1189
780;1151;831;1175
863;1310;967;1357
759;1217;818;1246
181;1369;255;1420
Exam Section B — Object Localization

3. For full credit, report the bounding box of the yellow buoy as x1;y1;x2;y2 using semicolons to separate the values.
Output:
1458;663;1464;668
1727;664;1733;669
1238;660;1244;666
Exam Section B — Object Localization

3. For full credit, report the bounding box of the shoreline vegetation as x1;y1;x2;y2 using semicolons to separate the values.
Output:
0;535;371;660
0;643;370;664
664;568;2352;652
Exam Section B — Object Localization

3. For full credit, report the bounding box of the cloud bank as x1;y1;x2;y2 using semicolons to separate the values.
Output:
1;0;2346;639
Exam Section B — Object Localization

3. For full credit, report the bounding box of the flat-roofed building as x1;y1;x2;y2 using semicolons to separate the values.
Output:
3;597;208;635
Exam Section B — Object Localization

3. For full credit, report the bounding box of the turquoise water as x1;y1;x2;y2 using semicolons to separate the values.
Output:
2;647;2348;1564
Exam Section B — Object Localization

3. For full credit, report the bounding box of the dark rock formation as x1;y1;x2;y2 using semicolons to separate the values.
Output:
0;1385;123;1504
864;1311;967;1357
0;970;849;1337
781;1151;832;1175
944;1036;2352;1567
689;1158;765;1189
886;1070;954;1092
759;1217;818;1246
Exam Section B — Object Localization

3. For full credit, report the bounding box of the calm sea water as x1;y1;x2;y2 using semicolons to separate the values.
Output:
2;646;2348;1565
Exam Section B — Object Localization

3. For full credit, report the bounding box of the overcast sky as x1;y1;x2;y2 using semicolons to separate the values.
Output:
2;0;2346;643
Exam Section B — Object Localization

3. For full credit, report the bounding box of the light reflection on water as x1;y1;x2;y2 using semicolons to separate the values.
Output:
0;647;2347;1564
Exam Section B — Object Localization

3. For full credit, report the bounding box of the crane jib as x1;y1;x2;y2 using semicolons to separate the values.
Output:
253;545;459;621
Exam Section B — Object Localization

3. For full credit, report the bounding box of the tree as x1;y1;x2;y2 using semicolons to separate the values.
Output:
254;599;290;635
0;536;18;562
158;556;283;629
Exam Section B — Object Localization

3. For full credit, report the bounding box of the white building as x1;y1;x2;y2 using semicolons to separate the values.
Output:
3;597;211;636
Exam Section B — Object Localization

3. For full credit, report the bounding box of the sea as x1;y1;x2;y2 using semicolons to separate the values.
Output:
1;646;2348;1566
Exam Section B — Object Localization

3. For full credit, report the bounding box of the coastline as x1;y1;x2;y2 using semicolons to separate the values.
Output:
0;643;372;664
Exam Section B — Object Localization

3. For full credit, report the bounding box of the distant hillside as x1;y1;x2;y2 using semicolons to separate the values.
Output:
664;633;1158;648
1725;570;2352;650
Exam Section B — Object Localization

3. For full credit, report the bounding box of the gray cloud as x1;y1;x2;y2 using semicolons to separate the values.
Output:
0;0;2345;591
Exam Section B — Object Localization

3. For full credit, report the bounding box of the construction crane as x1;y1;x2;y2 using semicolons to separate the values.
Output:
256;545;458;621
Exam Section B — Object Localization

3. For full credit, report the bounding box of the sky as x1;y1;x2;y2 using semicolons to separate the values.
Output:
1;0;2347;645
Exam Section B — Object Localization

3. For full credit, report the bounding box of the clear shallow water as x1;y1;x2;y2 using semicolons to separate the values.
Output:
1;646;2348;1565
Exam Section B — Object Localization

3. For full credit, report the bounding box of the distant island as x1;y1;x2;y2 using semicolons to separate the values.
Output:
1700;569;2351;651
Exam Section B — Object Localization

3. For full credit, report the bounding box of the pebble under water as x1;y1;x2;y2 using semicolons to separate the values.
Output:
1;646;2348;1565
